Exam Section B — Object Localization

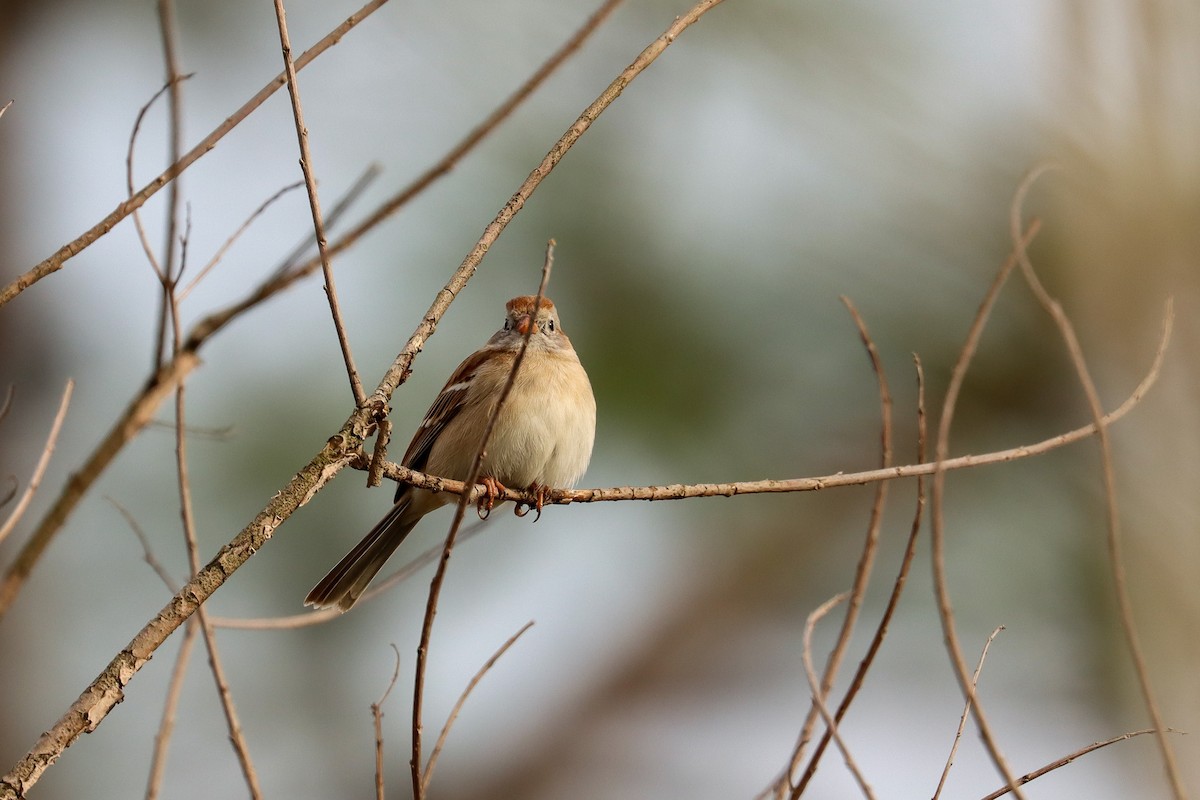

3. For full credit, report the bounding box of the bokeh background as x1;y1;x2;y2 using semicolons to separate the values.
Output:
1;1;1198;797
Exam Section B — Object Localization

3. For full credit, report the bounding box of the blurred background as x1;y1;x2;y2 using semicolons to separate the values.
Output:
1;0;1198;797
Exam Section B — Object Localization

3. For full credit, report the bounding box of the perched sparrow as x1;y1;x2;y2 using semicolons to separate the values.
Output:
305;295;596;611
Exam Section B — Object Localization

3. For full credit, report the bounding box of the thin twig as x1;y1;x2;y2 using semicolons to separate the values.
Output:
0;379;73;547
0;0;390;310
1008;166;1185;798
423;621;535;793
144;619;200;800
152;0;187;371
269;164;382;282
125;79;181;283
272;0;367;407
411;243;555;800
372;644;402;800
934;626;1006;799
785;298;893;797
169;267;262;797
209;519;490;630
978;728;1183;800
0;99;12;121
929;221;1043;800
801;593;876;800
178;181;306;301
790;355;928;797
106;496;180;593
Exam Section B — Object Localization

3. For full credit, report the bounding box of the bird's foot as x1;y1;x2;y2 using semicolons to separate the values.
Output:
514;483;549;521
476;476;507;519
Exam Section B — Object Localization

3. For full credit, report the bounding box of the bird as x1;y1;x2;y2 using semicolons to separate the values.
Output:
305;295;596;611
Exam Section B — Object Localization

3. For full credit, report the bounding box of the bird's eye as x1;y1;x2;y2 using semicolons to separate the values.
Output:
545;319;555;332
503;319;511;330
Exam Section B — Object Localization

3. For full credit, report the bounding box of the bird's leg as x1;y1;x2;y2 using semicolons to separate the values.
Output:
476;476;507;519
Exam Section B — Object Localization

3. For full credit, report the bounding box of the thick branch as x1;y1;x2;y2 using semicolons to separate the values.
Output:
0;438;352;798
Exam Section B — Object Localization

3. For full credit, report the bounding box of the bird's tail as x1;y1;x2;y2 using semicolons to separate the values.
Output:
304;498;426;612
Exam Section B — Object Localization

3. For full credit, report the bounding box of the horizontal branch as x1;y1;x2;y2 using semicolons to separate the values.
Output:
351;321;1166;506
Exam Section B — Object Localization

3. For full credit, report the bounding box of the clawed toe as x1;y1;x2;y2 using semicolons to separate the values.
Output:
514;483;549;521
476;476;507;519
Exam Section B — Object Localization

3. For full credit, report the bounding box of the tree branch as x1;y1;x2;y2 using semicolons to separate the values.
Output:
272;0;367;407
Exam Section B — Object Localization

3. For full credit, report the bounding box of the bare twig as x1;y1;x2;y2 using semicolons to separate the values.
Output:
144;619;200;800
372;645;402;800
785;297;893;798
411;243;555;800
178;181;306;301
0;379;73;547
272;0;366;407
269;164;382;282
0;99;12;121
209;520;490;630
802;593;875;800
934;626;1006;799
790;355;928;797
929;222;1043;800
107;496;180;593
978;729;1183;800
125;78;189;284
424;621;535;793
150;0;188;371
1008;167;1185;798
0;0;390;310
168;249;262;797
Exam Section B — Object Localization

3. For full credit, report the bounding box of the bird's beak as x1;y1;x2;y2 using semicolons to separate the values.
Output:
515;314;534;336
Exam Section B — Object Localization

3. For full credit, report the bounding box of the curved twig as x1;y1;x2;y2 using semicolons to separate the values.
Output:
801;593;876;800
0;379;73;547
1008;166;1185;799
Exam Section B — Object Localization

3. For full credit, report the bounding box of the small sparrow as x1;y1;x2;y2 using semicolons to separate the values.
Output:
305;295;596;611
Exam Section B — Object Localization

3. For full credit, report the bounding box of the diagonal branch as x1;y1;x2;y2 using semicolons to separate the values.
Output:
411;244;555;800
0;379;73;547
272;0;366;407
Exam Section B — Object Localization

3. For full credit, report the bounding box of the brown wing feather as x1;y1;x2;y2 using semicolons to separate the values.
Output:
395;348;494;500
